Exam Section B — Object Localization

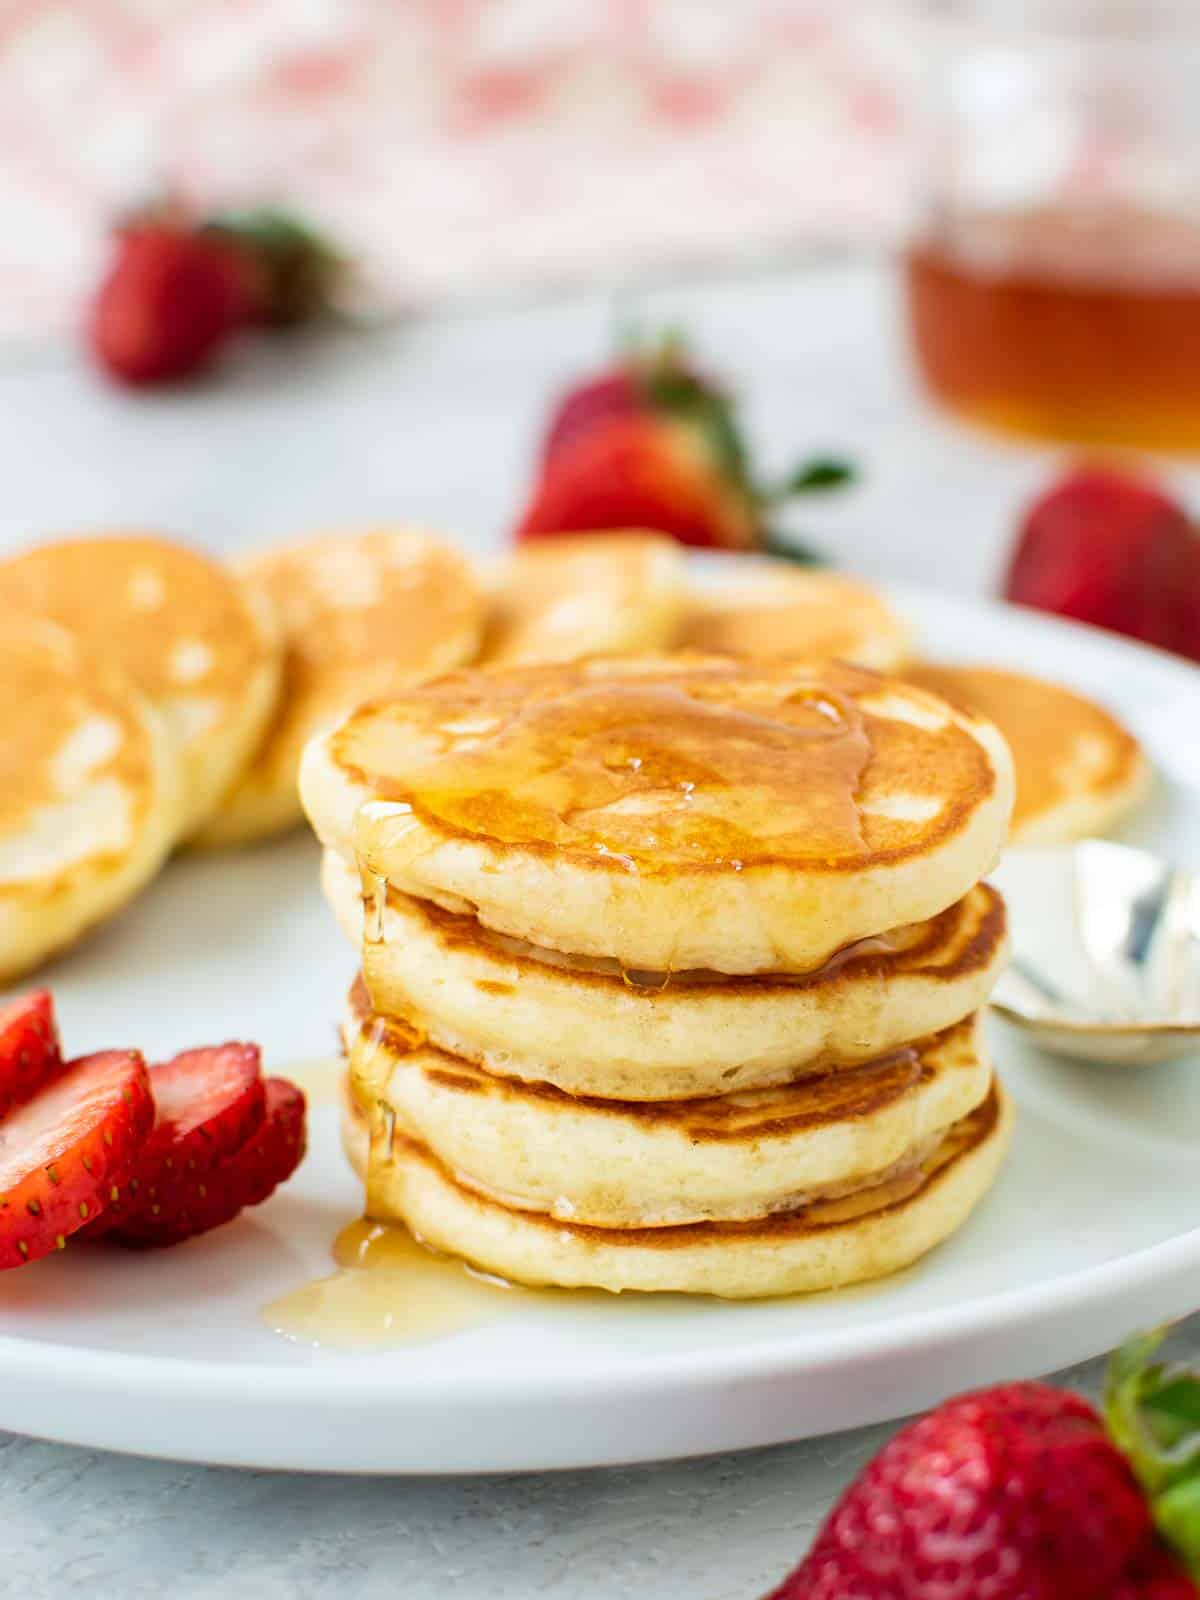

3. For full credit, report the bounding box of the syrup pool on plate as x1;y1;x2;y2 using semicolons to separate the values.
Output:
272;1057;343;1107
263;1218;556;1351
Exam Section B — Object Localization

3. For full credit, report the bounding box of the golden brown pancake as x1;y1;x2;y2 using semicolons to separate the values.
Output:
479;532;685;666
300;654;1014;973
341;1077;1012;1297
678;566;911;670
343;990;993;1226
0;618;179;979
324;847;1007;1098
0;533;280;838
197;528;485;847
905;663;1150;845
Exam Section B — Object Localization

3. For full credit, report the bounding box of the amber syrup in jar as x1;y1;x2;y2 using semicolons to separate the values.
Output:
906;206;1200;450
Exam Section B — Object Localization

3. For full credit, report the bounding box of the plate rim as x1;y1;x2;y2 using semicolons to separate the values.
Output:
0;1211;1197;1401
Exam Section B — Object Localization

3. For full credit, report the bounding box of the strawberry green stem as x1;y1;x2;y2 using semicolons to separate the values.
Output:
1105;1329;1200;1582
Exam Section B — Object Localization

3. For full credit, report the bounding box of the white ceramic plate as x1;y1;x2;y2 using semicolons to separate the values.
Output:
1;583;1199;1475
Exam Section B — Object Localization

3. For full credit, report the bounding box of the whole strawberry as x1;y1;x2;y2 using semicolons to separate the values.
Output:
89;203;347;386
765;1333;1200;1599
516;331;853;551
89;219;255;385
1004;466;1200;662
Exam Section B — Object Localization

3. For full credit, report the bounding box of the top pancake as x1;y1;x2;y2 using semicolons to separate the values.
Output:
905;663;1150;845
0;617;179;980
0;534;280;838
301;654;1014;973
678;566;912;670
478;531;685;666
197;527;486;846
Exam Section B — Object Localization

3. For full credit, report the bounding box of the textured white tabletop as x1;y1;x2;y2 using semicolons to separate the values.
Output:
0;259;1196;1599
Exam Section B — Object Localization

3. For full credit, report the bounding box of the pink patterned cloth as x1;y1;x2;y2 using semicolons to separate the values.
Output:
0;0;915;336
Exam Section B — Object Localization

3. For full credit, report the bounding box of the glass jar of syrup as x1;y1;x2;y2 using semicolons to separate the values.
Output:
904;1;1200;450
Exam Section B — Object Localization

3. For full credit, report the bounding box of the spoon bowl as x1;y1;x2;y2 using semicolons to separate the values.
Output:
989;841;1200;1067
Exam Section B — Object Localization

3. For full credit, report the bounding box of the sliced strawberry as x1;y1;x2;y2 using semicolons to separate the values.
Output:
85;1041;265;1237
0;991;62;1120
0;1050;152;1268
110;1077;306;1249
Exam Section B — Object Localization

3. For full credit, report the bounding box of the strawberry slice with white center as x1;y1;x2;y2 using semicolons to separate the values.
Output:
85;1041;265;1237
0;1049;152;1268
0;990;62;1120
111;1076;307;1249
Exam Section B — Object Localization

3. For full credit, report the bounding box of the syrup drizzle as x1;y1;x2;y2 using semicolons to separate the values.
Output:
347;674;874;873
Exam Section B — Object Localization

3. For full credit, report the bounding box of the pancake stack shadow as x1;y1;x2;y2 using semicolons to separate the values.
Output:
303;652;1017;1300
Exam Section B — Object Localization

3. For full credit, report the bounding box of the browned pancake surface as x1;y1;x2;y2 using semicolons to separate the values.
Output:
233;527;484;789
347;979;981;1142
333;656;998;874
368;879;1006;995
679;569;904;661
354;1083;1002;1246
0;534;273;734
479;532;680;665
907;663;1142;836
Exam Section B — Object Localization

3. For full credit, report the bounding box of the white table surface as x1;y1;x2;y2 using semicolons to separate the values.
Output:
0;257;1196;1599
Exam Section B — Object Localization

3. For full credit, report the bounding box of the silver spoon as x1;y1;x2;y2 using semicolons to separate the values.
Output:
990;841;1200;1066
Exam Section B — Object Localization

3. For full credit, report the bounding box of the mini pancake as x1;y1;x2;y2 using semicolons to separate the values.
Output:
0;618;179;981
343;994;993;1227
324;849;1007;1098
197;528;486;847
478;532;685;666
678;566;912;671
0;534;281;838
301;654;1014;975
341;1077;1013;1298
905;662;1151;846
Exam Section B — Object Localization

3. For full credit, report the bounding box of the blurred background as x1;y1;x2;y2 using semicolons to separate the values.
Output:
0;0;917;330
3;0;1200;612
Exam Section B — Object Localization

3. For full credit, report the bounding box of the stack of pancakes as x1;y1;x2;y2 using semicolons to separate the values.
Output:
302;653;1016;1299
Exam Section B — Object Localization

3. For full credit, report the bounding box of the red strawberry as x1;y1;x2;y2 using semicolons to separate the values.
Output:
84;1041;265;1237
765;1331;1200;1599
109;1077;306;1249
0;990;61;1120
541;370;640;467
89;220;255;385
0;1050;152;1268
519;415;759;550
1004;466;1200;661
517;330;854;551
1116;1540;1200;1600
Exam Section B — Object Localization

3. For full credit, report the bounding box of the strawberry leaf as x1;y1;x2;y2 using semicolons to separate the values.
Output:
1105;1328;1200;1581
783;456;856;493
642;364;751;489
768;456;857;503
205;208;347;327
